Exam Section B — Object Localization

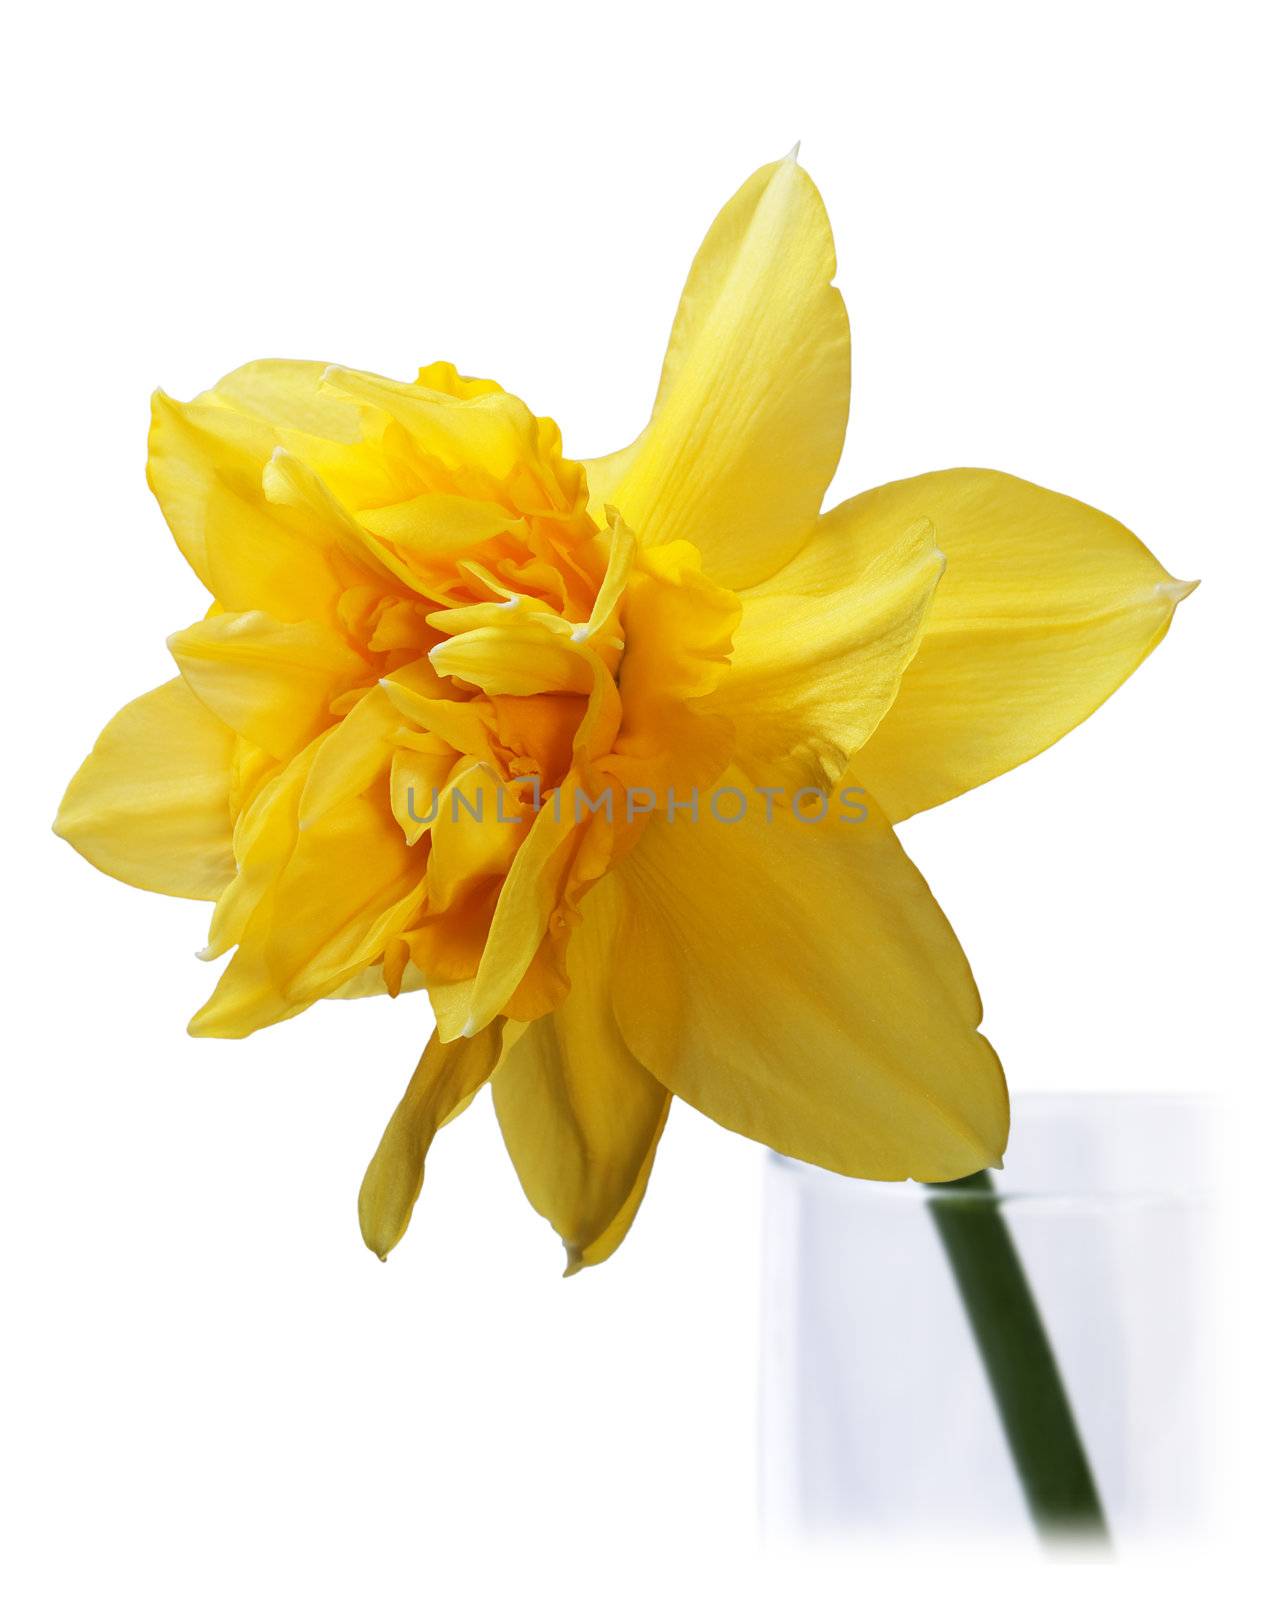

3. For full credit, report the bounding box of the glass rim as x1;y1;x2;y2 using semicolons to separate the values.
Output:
766;1091;1217;1210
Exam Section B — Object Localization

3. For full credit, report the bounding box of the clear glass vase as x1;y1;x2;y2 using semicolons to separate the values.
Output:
760;1094;1213;1550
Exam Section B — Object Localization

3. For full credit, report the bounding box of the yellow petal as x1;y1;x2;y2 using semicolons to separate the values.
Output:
298;683;400;829
357;493;522;558
168;611;368;762
563;1096;669;1275
206;474;348;627
206;359;366;441
381;670;499;762
359;1021;517;1259
428;777;598;1042
149;371;407;619
330;960;425;1000
423;759;528;915
429;626;593;697
390;743;458;845
712;518;944;790
595;541;741;801
55;678;236;901
492;875;669;1272
200;359;403;510
804;470;1195;820
190;786;424;1038
147;391;264;591
322;366;586;520
413;360;506;401
201;735;324;963
611;786;1008;1181
148;395;347;623
600;155;850;589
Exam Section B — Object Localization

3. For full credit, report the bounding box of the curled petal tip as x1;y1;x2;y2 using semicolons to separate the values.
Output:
1164;577;1200;603
783;140;802;164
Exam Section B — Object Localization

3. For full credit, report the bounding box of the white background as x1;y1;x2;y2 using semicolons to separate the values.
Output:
4;2;1262;1594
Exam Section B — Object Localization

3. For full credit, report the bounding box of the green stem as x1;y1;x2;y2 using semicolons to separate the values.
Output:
924;1170;1110;1548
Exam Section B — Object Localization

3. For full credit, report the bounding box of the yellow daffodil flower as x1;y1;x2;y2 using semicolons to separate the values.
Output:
56;154;1192;1272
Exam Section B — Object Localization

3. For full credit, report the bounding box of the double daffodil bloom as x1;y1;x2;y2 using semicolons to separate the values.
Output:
56;155;1192;1272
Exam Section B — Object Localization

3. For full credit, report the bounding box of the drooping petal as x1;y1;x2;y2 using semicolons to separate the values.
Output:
359;1021;518;1260
563;1096;670;1275
597;154;851;590
168;611;368;762
492;875;669;1273
54;678;237;901
797;470;1195;821
610;786;1008;1182
711;518;944;790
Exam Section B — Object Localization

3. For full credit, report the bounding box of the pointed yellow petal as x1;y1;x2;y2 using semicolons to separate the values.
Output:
803;469;1194;820
55;679;237;901
611;790;1008;1181
168;611;368;761
562;1095;669;1276
600;156;850;589
359;1021;516;1259
493;876;669;1271
713;518;944;789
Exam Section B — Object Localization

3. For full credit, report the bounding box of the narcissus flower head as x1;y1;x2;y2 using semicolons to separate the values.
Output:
56;154;1193;1272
